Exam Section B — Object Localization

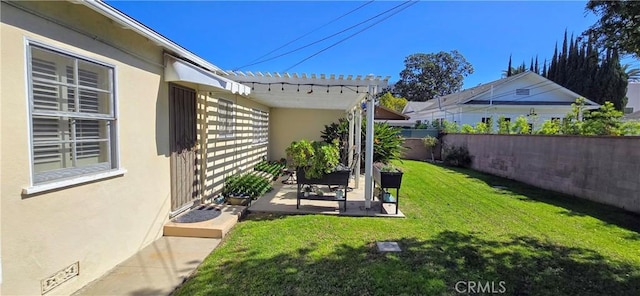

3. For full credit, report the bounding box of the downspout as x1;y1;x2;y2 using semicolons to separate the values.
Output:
364;84;377;209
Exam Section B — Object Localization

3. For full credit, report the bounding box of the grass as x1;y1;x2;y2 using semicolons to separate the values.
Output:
174;160;640;296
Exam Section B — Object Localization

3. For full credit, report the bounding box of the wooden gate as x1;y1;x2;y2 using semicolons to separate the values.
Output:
169;84;199;212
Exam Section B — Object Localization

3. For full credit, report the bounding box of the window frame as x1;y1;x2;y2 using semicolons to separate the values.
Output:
252;108;268;145
24;40;122;192
217;99;235;139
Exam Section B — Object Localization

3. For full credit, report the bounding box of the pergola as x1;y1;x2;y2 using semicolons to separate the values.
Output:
226;71;390;208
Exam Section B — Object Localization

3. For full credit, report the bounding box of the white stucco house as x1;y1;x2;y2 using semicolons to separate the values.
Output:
624;81;640;114
401;71;601;130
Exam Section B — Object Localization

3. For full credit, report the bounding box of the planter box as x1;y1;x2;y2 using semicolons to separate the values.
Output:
295;167;350;211
296;168;350;186
373;164;403;189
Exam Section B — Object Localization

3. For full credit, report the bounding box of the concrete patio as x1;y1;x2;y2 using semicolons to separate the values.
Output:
249;174;405;218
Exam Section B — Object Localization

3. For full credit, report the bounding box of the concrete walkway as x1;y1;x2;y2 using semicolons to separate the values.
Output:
73;236;220;296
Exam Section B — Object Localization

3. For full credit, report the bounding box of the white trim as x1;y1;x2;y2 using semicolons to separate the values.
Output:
24;40;120;186
22;168;127;195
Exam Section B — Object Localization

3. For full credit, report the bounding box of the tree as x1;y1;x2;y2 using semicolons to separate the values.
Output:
585;0;640;58
622;64;640;81
394;51;474;101
378;92;408;113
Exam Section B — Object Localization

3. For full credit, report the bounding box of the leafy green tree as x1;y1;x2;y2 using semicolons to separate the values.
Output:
511;116;531;134
460;124;476;134
442;120;460;133
378;92;408;113
422;136;438;162
475;122;490;134
621;121;640;136
536;119;561;135
395;51;474;101
581;101;623;135
585;0;640;58
560;98;586;135
497;116;511;134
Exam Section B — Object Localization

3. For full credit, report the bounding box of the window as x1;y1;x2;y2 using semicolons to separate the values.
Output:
218;99;234;138
252;109;268;144
28;44;117;185
515;88;530;96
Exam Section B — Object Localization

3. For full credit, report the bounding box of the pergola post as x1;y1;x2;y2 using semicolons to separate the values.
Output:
347;109;355;169
354;106;362;189
364;84;377;209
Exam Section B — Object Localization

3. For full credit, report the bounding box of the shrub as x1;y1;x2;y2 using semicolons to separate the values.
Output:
536;119;561;135
364;122;406;164
286;140;340;179
443;145;472;168
497;116;511;134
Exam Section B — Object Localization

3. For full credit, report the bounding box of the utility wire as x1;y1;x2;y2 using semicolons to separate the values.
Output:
234;1;414;70
239;1;374;68
283;1;418;72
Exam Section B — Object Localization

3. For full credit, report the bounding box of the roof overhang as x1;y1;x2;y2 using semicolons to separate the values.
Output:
165;55;251;95
225;71;390;110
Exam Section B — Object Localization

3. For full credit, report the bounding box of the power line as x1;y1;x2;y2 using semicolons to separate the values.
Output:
234;1;415;70
238;1;375;68
282;1;418;72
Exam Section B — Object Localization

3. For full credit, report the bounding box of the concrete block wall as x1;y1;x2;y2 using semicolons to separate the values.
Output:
443;134;640;214
402;138;442;161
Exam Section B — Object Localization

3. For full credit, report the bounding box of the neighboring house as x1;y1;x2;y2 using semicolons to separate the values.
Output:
1;1;387;295
402;71;600;130
624;81;640;114
374;105;409;120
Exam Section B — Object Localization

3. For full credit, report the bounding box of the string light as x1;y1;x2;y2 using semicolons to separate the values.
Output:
268;83;271;91
340;85;343;93
251;82;255;90
327;85;330;93
297;84;300;92
281;83;284;91
356;86;359;93
307;85;313;94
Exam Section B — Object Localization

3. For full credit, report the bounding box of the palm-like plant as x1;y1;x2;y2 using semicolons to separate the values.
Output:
622;64;640;81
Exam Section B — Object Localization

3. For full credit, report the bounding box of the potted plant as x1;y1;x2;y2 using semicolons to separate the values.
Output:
303;185;312;197
373;163;403;189
285;139;349;183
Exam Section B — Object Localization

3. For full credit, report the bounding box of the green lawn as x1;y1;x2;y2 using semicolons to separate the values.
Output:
175;160;640;296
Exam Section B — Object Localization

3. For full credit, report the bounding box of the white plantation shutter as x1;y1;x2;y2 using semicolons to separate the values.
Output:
218;99;234;138
252;109;268;144
28;44;117;185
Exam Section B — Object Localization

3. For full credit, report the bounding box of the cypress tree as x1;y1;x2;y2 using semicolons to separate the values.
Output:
542;59;548;77
529;58;534;71
549;43;558;81
534;56;539;74
507;55;512;77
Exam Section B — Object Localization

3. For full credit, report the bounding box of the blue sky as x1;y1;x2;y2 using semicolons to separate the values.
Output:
108;1;638;88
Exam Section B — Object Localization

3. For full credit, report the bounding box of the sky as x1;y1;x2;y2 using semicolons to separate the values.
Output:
107;0;639;89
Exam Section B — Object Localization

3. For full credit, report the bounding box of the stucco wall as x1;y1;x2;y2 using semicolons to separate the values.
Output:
401;138;442;161
1;2;171;294
443;134;640;214
199;92;269;199
268;108;344;161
